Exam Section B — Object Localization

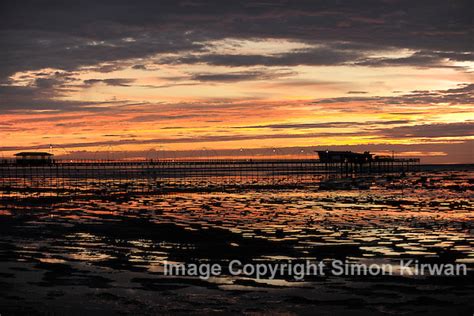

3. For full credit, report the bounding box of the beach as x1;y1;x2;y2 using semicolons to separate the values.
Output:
0;166;472;314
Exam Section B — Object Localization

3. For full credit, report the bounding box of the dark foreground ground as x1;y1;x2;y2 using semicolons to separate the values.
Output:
0;170;473;315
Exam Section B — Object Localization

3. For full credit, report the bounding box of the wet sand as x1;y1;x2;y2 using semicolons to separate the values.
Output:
0;170;473;315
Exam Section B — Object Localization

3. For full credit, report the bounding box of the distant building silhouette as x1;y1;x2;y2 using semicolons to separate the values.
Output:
316;150;373;163
14;152;53;165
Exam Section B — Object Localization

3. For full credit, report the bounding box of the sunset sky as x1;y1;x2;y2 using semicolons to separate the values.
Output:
1;0;472;163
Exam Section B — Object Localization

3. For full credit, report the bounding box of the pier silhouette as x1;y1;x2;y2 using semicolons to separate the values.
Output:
0;155;420;198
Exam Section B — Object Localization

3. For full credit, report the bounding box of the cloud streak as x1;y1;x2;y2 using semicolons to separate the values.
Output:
1;121;472;153
1;0;472;79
